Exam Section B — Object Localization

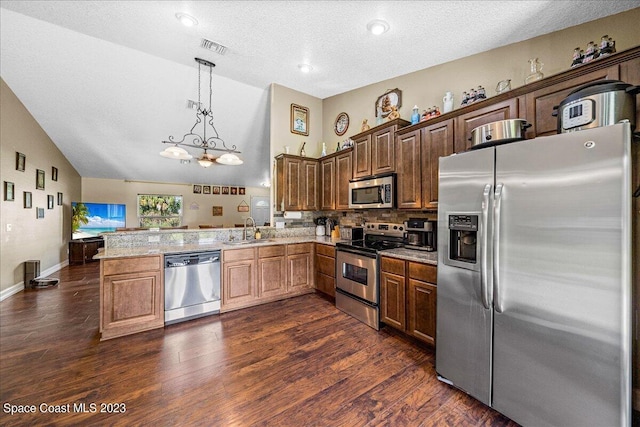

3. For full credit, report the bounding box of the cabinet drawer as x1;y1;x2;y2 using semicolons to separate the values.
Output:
223;247;255;262
381;256;405;275
103;255;161;276
408;262;437;284
315;243;335;258
316;254;336;277
316;273;335;297
258;244;285;258
287;242;313;255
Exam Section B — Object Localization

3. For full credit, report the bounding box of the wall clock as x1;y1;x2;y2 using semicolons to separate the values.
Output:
334;112;349;136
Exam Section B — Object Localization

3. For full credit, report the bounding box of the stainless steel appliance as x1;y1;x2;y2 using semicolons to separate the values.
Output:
404;218;436;251
469;118;530;149
348;174;395;209
436;123;632;426
335;222;405;329
164;251;221;325
554;79;638;133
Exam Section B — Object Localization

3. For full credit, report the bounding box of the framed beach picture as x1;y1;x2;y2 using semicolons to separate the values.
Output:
16;152;25;172
24;191;32;208
290;103;309;136
36;169;45;190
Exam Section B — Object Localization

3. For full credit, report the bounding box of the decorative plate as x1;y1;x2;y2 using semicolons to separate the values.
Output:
334;112;349;136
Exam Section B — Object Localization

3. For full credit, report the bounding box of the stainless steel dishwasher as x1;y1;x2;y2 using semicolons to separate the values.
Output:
164;251;221;325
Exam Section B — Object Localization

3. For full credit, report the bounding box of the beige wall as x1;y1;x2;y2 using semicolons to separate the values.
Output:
322;8;640;141
81;178;270;228
0;78;82;294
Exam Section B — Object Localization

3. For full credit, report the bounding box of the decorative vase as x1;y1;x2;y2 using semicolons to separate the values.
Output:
525;58;544;84
411;105;420;125
443;91;454;113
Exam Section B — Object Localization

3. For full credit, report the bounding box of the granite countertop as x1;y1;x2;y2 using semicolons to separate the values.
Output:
95;235;346;259
378;247;438;265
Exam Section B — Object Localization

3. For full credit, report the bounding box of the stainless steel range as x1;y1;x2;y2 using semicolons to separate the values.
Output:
335;222;405;330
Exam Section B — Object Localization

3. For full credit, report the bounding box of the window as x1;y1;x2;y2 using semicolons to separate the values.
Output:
137;194;183;228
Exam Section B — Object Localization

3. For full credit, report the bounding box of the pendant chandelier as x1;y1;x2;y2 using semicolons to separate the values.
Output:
160;57;242;167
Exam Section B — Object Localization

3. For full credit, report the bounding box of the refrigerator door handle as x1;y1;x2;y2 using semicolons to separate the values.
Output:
481;184;492;309
493;183;504;313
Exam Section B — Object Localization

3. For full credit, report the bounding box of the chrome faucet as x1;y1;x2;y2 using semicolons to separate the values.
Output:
243;217;256;240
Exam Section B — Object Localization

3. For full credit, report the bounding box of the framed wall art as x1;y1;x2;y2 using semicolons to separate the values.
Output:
36;208;45;219
230;187;238;195
52;166;58;181
16;152;25;172
212;186;220;195
212;206;223;216
375;88;402;119
193;184;202;194
4;181;15;201
222;186;230;195
24;191;32;208
57;192;63;206
290;103;309;136
36;169;45;190
47;195;54;209
203;185;211;194
239;187;246;195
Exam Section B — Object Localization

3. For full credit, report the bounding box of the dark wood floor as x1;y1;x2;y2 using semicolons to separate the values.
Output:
0;262;518;426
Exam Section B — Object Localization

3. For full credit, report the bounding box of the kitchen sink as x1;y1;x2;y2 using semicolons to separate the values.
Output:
225;239;275;246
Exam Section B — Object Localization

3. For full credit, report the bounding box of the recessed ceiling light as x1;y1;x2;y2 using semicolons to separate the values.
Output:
298;63;313;73
176;13;198;27
367;19;389;35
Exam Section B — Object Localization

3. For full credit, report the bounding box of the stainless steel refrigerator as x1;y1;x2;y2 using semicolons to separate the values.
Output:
436;122;632;426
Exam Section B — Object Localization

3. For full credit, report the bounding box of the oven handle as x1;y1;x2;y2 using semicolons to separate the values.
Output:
335;247;378;259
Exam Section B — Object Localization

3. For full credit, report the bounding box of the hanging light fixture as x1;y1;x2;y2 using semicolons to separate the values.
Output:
160;57;243;166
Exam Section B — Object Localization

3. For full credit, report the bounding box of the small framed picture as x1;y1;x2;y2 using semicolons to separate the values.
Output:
47;194;54;209
4;181;15;201
203;185;211;194
230;187;238;195
16;152;25;172
24;191;32;208
36;207;44;219
239;187;246;195
57;192;63;206
193;184;202;194
212;186;221;195
290;103;309;136
212;206;223;216
375;88;402;119
221;186;229;195
52;166;58;181
36;169;45;190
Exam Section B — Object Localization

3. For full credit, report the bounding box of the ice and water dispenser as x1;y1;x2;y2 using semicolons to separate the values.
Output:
446;214;478;267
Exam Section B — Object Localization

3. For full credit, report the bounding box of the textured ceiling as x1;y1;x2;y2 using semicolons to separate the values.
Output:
1;1;638;187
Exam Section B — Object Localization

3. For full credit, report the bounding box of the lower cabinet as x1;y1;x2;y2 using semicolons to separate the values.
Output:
69;238;104;264
222;243;315;312
380;256;437;346
315;243;336;298
100;255;164;341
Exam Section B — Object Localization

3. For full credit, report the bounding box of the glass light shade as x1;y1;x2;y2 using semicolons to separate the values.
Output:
367;20;389;35
197;154;214;168
216;153;243;165
160;146;193;160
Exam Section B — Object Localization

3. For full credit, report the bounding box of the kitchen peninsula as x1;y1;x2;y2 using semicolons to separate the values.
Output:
95;227;438;341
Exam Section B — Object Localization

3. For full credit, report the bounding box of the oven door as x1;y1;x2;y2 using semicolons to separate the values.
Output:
335;248;378;304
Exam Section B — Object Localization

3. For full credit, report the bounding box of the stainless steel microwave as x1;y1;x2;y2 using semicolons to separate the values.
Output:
348;174;395;209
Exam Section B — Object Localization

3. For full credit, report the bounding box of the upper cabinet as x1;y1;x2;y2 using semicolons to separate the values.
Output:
320;148;353;211
351;119;410;179
275;154;319;211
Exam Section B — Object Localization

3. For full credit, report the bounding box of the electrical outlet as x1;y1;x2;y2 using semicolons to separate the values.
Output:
6;224;12;232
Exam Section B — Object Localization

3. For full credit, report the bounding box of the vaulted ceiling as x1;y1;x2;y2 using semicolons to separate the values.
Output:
1;1;637;187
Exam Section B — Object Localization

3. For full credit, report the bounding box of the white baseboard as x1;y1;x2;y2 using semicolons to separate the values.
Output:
0;259;69;302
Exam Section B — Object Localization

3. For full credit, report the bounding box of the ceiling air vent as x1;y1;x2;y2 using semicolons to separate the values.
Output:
200;38;228;55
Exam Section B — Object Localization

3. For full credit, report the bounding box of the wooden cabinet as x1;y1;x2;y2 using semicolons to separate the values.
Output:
275;155;319;211
380;256;437;346
69;238;104;264
222;248;257;310
525;65;619;137
421;119;454;209
222;243;315;312
287;243;314;292
100;255;163;340
319;148;353;211
257;245;287;298
455;97;522;152
395;119;454;210
315;243;336;298
351;119;410;179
